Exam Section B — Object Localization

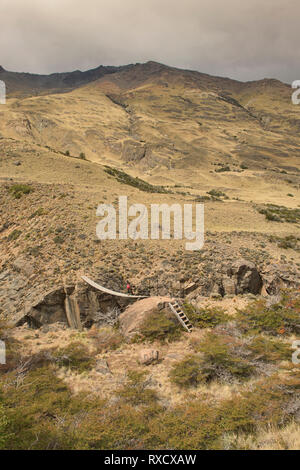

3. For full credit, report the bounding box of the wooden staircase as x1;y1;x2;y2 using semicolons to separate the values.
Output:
168;300;193;332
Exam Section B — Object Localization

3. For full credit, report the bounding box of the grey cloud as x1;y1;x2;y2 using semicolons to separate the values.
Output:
0;0;299;82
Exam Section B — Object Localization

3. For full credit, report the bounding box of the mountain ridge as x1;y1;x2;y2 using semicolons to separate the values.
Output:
0;59;299;204
0;60;290;98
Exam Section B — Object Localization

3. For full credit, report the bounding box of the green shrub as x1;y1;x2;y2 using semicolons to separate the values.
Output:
77;402;152;450
1;359;298;450
195;195;211;202
218;374;300;434
215;166;230;173
104;166;171;194
269;235;300;251
0;403;13;450
28;207;44;219
7;229;21;241
117;370;157;406
138;309;182;343
183;303;230;328
146;401;221;450
170;331;254;389
257;205;300;224
247;335;291;362
8;184;33;199
53;235;65;244
0;366;99;450
169;355;207;388
278;235;299;250
236;295;300;335
207;189;227;198
194;332;254;380
53;342;95;373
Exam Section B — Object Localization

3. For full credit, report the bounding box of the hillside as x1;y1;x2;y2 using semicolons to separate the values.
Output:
0;61;299;450
1;61;299;199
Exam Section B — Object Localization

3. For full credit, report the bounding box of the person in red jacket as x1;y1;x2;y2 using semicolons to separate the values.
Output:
126;281;132;294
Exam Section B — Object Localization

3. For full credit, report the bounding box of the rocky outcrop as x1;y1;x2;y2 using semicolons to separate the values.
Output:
221;276;236;296
261;263;299;295
13;256;35;277
16;286;73;327
122;139;146;162
225;259;263;295
187;259;264;300
15;284;132;328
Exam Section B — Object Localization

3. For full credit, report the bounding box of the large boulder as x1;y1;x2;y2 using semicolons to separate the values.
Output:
222;276;236;296
225;259;263;295
118;296;171;339
139;349;159;365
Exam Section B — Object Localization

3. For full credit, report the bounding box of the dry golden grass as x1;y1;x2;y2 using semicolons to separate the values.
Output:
228;421;300;450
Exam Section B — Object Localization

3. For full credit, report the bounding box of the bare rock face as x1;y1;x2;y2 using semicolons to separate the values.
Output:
226;259;263;295
139;349;159;365
13;256;34;277
122;139;146;162
95;358;111;375
18;287;72;327
222;276;236;296
261;263;299;295
15;284;132;328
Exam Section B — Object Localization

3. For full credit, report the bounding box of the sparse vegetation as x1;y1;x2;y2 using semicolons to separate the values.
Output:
8;184;33;199
7;229;22;241
88;326;124;353
207;189;229;199
117;370;157;405
215;165;230;173
269;235;300;251
169;355;207;387
137;309;182;343
53;342;96;373
257;204;300;224
28;207;45;219
103;166;171;193
247;335;291;363
236;293;300;335
183;303;230;328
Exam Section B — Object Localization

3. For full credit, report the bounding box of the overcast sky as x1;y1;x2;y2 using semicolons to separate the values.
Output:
1;0;299;82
